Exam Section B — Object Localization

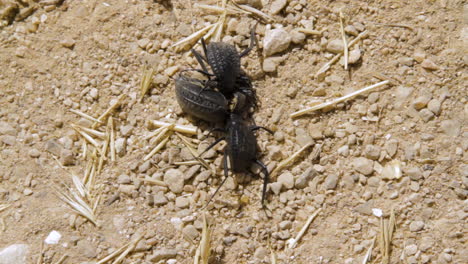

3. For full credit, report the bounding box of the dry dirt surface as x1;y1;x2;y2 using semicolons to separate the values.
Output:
0;0;467;263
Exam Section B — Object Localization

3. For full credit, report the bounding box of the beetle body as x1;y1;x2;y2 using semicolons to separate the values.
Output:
225;113;257;173
205;42;241;93
201;113;272;207
175;75;228;123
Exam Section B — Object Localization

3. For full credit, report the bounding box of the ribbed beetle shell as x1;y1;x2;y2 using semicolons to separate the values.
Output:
206;42;241;93
175;75;228;123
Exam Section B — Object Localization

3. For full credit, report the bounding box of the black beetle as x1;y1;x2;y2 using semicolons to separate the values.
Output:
174;74;229;123
201;113;273;207
191;26;257;94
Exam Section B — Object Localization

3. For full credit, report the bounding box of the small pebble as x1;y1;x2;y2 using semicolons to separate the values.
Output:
326;39;344;53
352;157;374;176
440;120;460;137
278;171;294;190
427;99;441;115
28;148;41;158
324;174;339;190
409;220;425;232
295;167;317;189
60;38;75;49
115;138;126;156
149;249;177;262
419;108;435;122
164;169;184;194
269;0;288;15
175;197;189;208
413;94;432;110
263;27;291;56
347;48;361;64
421;59;439;70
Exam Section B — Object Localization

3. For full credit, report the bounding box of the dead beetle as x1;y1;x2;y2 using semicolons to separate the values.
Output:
174;74;229;123
201;113;273;207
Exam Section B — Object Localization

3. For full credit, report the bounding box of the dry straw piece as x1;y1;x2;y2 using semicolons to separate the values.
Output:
151;120;198;135
379;208;396;264
55;186;98;226
290;80;390;118
176;132;211;170
70;109;102;124
0;204;11;212
315;30;368;79
288;208;322;249
339;12;348;70
139;65;154;102
362;237;376;264
96;234;143;264
194;213;211;264
270;141;313;178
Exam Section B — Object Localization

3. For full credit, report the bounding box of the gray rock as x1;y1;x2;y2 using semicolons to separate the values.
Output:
263;57;278;72
324;174;339;190
117;174;131;184
354;201;374;215
0;244;29;264
395;86;414;109
154;192;168;205
184;165;200;180
195;170;212;182
60;149;75;166
45;140;62;156
182;225;199;241
385;139;398;157
344;25;358;36
138;160;151;173
337;145;349;156
421;59;439;70
409;220;425;232
364;145;381;160
419;109;435;122
270;182;282;195
348;48;361;64
295;167;317;189
278;171;294;190
263;27;291;56
295;128;313;147
326;39;344;53
413;94;432;110
405;244;418;256
2;135;15;146
120;125;134;137
115;137;126;156
440;120;460;137
175;197;189;208
279;220;292;230
149;249;177;262
427;99;441;115
164;169;184;194
254;247;268;260
0;122;17;136
352;157;374;175
290;30;306;44
28;148;41;158
269;0;287;15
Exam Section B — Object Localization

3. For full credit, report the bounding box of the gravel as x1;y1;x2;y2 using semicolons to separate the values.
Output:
352;157;374;176
409;220;425;232
163;169;184;194
277;171;294;190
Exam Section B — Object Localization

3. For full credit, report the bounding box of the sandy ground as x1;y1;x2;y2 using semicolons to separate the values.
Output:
0;0;467;263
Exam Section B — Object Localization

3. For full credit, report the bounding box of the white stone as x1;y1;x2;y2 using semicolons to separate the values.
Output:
263;26;291;57
0;244;29;264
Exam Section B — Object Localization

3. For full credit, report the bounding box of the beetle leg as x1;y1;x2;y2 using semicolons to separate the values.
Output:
251;126;274;135
191;48;210;73
202;127;226;140
254;159;269;207
203;154;230;209
239;25;257;58
199;136;225;157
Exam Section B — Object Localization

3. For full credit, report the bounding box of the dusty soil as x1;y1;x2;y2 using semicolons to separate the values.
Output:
0;0;467;263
